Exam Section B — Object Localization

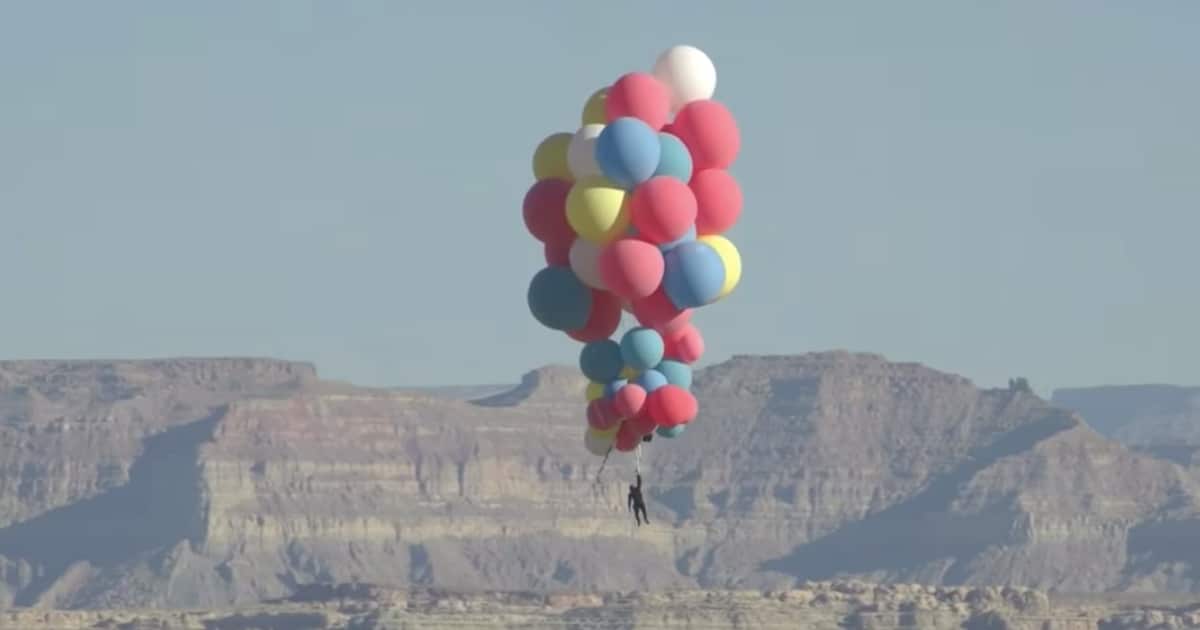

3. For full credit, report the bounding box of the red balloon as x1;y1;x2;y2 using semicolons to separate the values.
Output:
629;176;698;244
567;290;622;342
587;398;621;431
605;72;671;131
626;410;657;436
671;100;740;171
614;421;641;452
664;323;705;363
690;169;743;235
544;241;572;266
523;179;574;246
613;383;647;418
597;238;665;300
646;385;698;427
632;287;692;333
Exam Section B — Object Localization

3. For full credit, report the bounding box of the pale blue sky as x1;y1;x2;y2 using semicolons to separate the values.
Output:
2;2;1197;391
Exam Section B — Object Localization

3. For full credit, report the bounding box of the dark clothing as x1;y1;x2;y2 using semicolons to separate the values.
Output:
627;474;649;526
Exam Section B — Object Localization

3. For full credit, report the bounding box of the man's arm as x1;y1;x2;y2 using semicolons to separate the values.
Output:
627;491;634;511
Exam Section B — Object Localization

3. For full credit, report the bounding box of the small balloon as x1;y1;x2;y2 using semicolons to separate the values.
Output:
690;169;742;235
656;424;686;438
635;368;668;393
662;241;725;309
664;323;705;363
595;117;662;190
566;290;621;342
566;178;630;244
587;399;622;431
619;365;639;379
582;87;609;126
671;100;740;171
658;226;697;253
698;234;742;299
605;72;671;131
544;241;571;266
585;425;617;456
655;360;693;389
598;238;665;300
613;383;648;418
579;339;624;383
523;179;574;246
567;124;605;180
645;384;698;427
532;132;574;181
568;238;606;290
629;176;698;245
632;287;692;334
626;411;657;437
614;421;641;452
604;378;628;399
620;327;666;372
653;132;694;183
585;381;605;402
652;45;717;112
527;266;592;331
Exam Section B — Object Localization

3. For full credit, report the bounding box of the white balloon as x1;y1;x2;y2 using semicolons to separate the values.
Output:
585;427;615;456
567;124;605;180
652;45;717;112
569;237;606;290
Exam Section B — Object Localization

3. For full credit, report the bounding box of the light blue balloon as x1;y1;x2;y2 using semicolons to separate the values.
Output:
656;425;686;438
604;378;628;399
595;117;662;190
527;266;592;331
658;225;697;253
579;340;624;383
662;241;725;309
654;133;693;183
656;360;693;389
635;368;668;393
620;327;665;371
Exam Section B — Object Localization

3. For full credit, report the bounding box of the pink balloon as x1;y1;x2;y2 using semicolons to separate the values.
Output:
664;323;705;363
632;288;692;333
626;411;657;437
544;241;572;266
671;100;740;171
630;176;698;244
587;398;621;431
567;290;622;343
613;383;648;418
614;421;641;452
598;238;666;300
646;385;698;427
690;169;743;235
605;72;671;131
522;179;574;246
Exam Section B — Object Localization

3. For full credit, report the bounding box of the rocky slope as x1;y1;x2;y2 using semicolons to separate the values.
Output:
2;353;1200;609
1053;385;1200;466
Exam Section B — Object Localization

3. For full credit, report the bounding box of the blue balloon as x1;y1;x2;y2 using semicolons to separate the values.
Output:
604;378;628;399
658;225;697;253
656;424;686;438
654;133;693;183
620;327;665;371
527;266;592;331
595;117;661;190
656;360;693;389
579;340;624;383
662;241;725;309
635;369;668;393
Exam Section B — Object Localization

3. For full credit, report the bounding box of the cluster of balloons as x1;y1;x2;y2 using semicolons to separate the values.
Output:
522;44;743;459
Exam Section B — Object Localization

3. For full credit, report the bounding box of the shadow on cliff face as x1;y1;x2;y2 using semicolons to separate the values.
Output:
0;407;225;605
761;411;1079;583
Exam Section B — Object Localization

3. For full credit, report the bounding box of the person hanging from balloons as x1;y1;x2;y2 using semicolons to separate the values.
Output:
627;473;649;526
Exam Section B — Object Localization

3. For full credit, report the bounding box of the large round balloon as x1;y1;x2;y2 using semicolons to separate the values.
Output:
698;234;742;299
652;45;717;112
582;87;609;126
662;240;725;309
614;421;641;452
690;169;742;235
579;339;624;383
585;425;618;456
605;72;671;131
597;238;665;300
629;176;698;245
533;132;574;181
645;384;698;427
656;424;686;439
654;132;694;183
566;178;629;244
595;117;661;190
612;383;647;419
523;179;574;246
634;368;668;393
568;238;606;290
663;323;705;363
544;241;571;266
671;100;740;171
658;226;697;253
527;266;592;331
567;124;605;180
655;360;693;389
620;328;665;372
631;287;692;333
566;290;621;342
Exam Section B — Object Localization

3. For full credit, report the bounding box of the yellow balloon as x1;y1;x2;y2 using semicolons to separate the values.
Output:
566;178;630;244
584;426;617;456
619;366;639;379
582;88;609;126
585;381;605;401
589;424;619;439
532;132;573;181
699;234;742;298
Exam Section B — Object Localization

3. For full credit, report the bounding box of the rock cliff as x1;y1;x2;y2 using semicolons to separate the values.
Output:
2;353;1200;609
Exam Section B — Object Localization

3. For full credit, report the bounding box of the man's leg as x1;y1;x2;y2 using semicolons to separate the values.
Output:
638;504;649;524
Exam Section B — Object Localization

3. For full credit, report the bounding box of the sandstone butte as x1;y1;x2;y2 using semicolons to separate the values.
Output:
1;353;1200;626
